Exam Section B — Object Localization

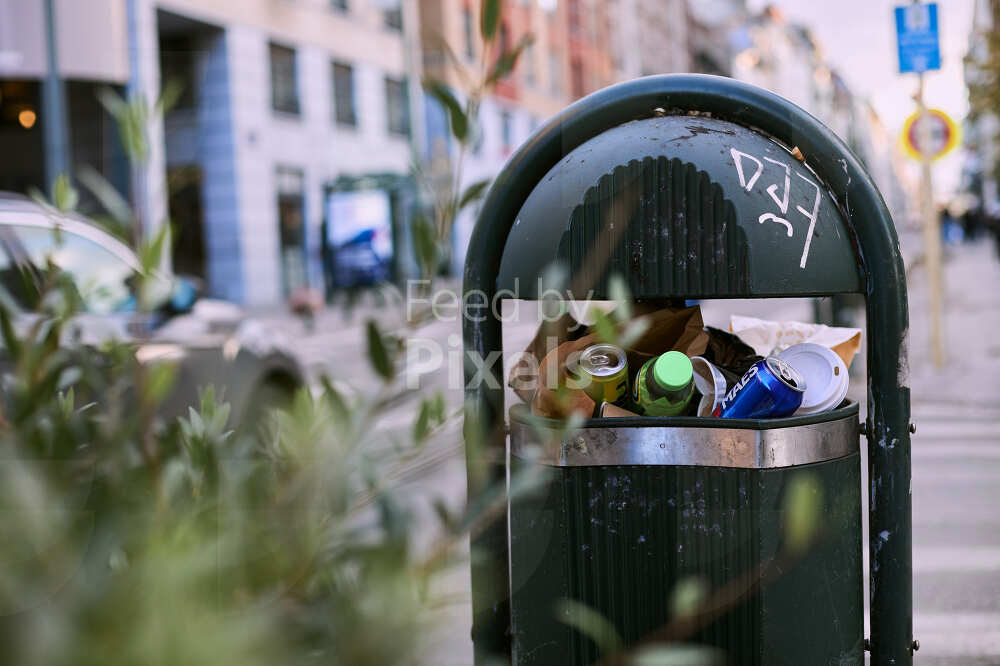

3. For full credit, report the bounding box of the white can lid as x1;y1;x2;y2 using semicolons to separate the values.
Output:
777;343;849;415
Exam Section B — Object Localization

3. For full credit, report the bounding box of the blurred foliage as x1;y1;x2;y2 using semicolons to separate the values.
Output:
414;0;535;283
0;254;497;664
0;66;515;665
967;0;1000;182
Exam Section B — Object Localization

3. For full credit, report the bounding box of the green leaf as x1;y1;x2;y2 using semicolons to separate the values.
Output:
0;304;22;359
139;223;171;276
669;576;708;619
782;472;823;554
78;166;133;226
555;598;623;656
96;86;128;118
486;34;534;87
57;387;75;419
591;308;619;345
320;376;350;422
51;174;79;213
630;644;726;666
413;392;447;444
145;362;177;406
155;77;185;115
431;497;457;532
459;179;491;211
608;274;632;322
410;214;438;279
618;317;650;350
480;0;502;41
414;400;431;443
424;78;469;142
366;319;395;381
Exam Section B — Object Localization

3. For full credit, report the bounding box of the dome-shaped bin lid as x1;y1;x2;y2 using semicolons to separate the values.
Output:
498;113;865;300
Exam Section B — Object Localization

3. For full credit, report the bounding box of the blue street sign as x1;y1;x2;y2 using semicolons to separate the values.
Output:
895;3;941;73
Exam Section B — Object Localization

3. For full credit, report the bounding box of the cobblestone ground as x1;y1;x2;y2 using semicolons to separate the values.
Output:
249;233;1000;664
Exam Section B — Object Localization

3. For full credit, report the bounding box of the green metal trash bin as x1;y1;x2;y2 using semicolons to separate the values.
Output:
462;75;912;665
509;404;862;665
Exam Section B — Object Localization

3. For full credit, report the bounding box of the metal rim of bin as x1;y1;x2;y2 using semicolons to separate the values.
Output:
462;74;911;665
510;402;860;468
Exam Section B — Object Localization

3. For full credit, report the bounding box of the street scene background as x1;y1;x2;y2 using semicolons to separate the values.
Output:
2;0;1000;664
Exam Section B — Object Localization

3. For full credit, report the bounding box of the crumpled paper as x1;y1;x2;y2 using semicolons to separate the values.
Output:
729;314;862;368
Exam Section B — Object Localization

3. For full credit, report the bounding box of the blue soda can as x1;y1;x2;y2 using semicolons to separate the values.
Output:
712;356;806;419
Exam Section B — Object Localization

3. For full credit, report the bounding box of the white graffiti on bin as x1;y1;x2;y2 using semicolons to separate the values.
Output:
730;148;823;269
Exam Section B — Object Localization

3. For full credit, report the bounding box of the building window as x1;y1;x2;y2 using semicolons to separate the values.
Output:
523;41;535;87
331;0;348;11
269;42;299;115
276;166;307;295
570;58;584;99
568;0;582;36
385;76;410;137
500;110;512;151
471;108;484;155
463;5;475;59
332;61;356;126
384;3;403;31
549;51;561;96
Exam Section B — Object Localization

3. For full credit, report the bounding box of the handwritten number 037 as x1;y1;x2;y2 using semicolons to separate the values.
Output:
730;148;822;269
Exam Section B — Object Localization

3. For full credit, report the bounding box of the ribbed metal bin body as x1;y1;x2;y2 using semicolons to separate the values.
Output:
508;405;863;665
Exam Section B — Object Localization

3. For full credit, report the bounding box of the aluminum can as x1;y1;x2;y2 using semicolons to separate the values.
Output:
578;344;628;405
712;356;806;419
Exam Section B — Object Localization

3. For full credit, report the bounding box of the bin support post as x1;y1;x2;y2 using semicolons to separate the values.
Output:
463;271;510;663
867;287;913;664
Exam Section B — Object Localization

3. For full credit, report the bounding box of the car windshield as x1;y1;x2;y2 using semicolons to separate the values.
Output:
8;224;137;315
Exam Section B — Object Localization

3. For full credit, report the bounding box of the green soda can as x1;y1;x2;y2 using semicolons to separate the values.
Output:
633;351;695;416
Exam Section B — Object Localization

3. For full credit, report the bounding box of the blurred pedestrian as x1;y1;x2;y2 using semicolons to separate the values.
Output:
960;208;983;242
940;206;963;245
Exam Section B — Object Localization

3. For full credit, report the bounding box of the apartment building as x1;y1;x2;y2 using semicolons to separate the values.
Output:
1;0;422;305
610;0;690;80
0;0;130;200
133;0;423;304
2;0;746;302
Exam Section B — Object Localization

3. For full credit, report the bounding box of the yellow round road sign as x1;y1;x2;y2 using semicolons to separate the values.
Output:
901;108;959;161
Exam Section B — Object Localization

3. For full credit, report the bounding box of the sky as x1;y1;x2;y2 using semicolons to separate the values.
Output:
746;0;976;197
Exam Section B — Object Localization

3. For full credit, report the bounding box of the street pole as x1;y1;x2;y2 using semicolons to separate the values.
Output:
42;0;71;192
915;73;945;368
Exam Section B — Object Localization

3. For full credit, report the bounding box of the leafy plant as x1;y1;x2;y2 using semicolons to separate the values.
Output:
0;67;526;666
416;0;535;281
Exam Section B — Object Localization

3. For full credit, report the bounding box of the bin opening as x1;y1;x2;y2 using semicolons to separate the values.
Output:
500;296;863;424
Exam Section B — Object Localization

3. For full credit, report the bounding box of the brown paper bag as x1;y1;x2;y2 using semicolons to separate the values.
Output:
508;311;588;404
528;305;709;418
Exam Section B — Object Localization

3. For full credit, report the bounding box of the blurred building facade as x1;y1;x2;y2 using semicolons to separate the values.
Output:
1;0;421;305
609;0;689;81
729;5;914;223
139;0;423;304
2;0;914;305
0;0;130;203
962;0;999;222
